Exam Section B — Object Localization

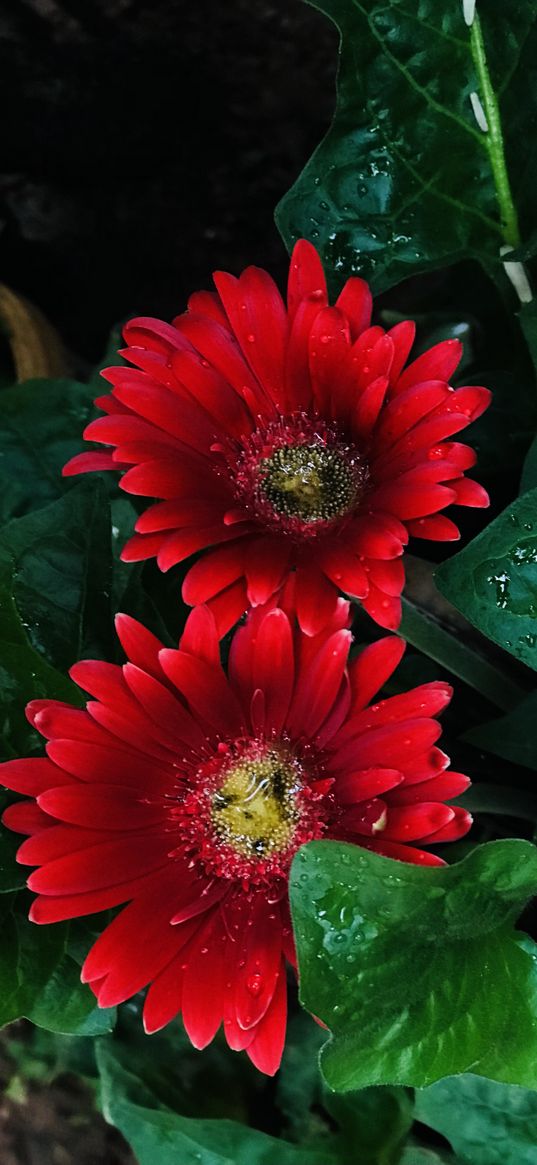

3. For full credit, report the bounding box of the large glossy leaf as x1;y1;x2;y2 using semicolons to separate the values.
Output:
435;488;537;671
276;1;537;293
0;479;113;671
0;898;114;1036
97;1044;349;1165
289;839;537;1092
416;1073;537;1165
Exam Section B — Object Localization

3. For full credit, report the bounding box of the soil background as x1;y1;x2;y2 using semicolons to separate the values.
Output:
0;1;335;1161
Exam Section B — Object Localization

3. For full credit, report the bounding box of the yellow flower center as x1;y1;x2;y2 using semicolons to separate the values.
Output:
259;443;358;523
212;750;301;857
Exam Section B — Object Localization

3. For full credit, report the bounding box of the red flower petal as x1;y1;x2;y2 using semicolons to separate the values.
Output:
0;757;72;796
205;578;249;637
309;307;350;416
181;911;228;1049
319;544;369;600
388;771;470;805
287;240;327;321
246;538;292;605
233;895;283;1031
63;451;118;476
214;267;288;407
114;613;165;678
180;605;220;666
362;839;445;866
182;541;246;605
348;637;406;711
418;805;472;843
336;768;403;804
82;880;195;1007
158;650;244;737
361;584;402;631
245;958;287;1076
287;629;352;737
37;784;167;830
335;277;372;340
394;339;462;393
407;515;460;541
294;565;340;636
2;802;51;834
253;609;294;735
382;802;454;841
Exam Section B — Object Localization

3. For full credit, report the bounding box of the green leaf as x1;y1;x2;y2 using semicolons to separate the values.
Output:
519;302;537;491
0;898;114;1036
289;839;537;1092
0;826;26;892
0;378;97;525
277;1013;327;1141
325;1087;413;1165
400;1149;459;1165
276;2;536;293
462;692;537;771
0;479;113;671
435;488;537;671
521;433;537;492
0;641;81;760
277;1014;412;1161
415;1073;537;1165
97;1044;348;1165
457;783;537;822
464;370;537;480
399;598;523;711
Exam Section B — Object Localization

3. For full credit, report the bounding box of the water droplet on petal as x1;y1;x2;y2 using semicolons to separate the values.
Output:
246;973;263;997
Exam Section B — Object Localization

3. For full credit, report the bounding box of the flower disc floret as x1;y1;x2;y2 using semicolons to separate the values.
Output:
232;413;369;538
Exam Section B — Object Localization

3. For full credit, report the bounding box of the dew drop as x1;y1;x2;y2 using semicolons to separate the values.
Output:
246;972;263;997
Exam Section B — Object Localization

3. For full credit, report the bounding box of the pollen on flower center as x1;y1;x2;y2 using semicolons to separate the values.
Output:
211;749;301;858
258;443;357;523
231;413;369;538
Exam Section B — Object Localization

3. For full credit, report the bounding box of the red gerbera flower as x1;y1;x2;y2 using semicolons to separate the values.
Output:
64;241;490;635
1;596;471;1074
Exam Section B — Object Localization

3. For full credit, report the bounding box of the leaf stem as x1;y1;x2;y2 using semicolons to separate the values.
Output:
470;12;521;249
399;598;525;711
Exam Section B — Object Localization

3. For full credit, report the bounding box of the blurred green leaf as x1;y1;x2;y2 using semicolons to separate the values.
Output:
400;1149;459;1165
0;378;96;525
462;692;537;771
0;824;26;892
97;1043;349;1165
289;839;537;1092
0;479;113;671
0;897;114;1036
416;1073;537;1165
0;641;81;760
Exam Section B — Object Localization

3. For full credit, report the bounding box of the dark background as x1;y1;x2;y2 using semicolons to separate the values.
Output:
0;0;337;361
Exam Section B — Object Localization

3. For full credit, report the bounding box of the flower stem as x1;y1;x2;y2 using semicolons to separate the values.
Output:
470;11;521;249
